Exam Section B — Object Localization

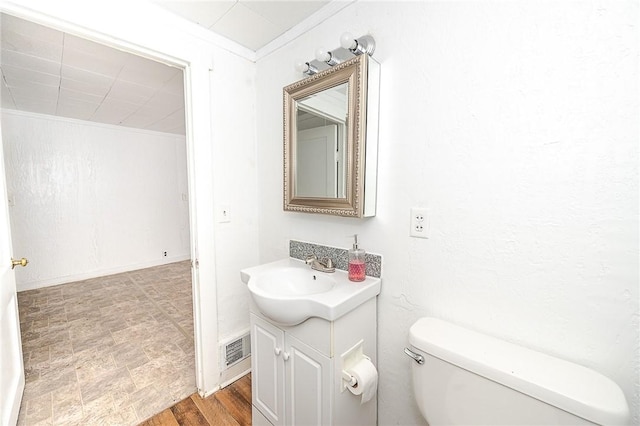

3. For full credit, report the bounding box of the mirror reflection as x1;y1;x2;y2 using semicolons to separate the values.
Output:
295;82;348;198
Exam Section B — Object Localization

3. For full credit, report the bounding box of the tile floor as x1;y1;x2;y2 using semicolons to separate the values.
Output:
16;261;196;425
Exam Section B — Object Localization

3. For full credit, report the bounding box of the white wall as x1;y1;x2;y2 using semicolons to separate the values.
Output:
255;1;639;424
209;53;259;343
1;110;190;290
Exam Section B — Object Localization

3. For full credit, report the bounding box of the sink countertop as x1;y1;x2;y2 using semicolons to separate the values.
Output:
241;257;381;325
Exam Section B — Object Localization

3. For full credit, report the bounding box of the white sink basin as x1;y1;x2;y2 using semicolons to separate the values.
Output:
241;258;381;326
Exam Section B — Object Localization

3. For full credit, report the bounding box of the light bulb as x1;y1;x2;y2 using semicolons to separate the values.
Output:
315;48;331;63
295;60;308;73
340;32;357;50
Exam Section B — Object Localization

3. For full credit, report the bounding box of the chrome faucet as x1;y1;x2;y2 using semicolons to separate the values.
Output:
305;254;335;273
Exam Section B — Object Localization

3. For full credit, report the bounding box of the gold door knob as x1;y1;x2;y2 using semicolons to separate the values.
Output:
11;258;28;269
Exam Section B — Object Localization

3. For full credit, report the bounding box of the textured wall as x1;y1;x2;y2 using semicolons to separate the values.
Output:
2;110;190;290
255;1;639;424
209;54;260;343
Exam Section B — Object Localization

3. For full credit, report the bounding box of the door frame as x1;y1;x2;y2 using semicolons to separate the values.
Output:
0;2;221;398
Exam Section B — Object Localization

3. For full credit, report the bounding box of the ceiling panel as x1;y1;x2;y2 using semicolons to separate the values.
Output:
15;99;57;116
242;1;328;29
9;81;59;102
1;13;185;135
105;80;156;105
57;97;99;116
1;30;63;61
2;64;60;87
152;0;235;28
60;77;109;97
91;100;140;125
62;46;125;77
151;0;332;51
211;2;282;51
1;49;61;75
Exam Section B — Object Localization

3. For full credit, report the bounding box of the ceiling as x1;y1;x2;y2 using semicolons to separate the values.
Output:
151;1;331;52
0;14;186;134
0;1;334;135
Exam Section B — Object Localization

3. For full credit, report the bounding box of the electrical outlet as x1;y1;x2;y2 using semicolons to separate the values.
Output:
217;204;231;223
163;251;168;257
410;207;429;239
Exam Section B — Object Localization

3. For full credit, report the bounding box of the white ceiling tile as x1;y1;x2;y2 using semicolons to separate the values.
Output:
62;46;124;77
118;55;180;87
1;64;60;87
60;77;110;97
91;99;140;124
241;1;328;29
162;71;185;96
105;80;157;105
1;14;63;44
148;107;185;130
14;98;57;115
1;49;61;76
1;30;63;62
147;90;184;110
7;81;59;102
151;0;235;28
211;3;281;51
120;108;162;128
59;87;104;104
56;100;100;120
63;33;129;63
61;65;113;87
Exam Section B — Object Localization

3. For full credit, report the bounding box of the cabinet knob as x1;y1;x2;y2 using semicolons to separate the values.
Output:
274;347;282;356
283;352;290;361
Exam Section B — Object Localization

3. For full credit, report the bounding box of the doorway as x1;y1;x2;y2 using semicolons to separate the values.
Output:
1;13;197;424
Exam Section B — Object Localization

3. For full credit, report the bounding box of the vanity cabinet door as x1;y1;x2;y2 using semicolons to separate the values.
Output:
251;314;285;426
285;334;331;426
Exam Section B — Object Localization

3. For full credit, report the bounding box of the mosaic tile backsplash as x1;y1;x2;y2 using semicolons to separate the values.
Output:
289;240;382;278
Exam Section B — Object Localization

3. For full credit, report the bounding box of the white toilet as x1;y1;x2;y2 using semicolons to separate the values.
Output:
406;317;630;425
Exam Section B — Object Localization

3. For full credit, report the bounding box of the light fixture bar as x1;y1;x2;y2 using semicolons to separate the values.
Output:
294;33;376;75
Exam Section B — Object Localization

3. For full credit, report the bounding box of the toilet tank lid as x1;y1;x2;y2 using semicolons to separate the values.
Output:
409;317;630;425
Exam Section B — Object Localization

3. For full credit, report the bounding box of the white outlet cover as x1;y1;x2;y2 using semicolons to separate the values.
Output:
410;207;429;238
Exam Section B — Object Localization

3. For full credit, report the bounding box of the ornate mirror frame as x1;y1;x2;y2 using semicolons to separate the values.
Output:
283;54;380;217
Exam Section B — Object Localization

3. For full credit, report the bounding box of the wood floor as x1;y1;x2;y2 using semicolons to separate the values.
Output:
139;374;252;426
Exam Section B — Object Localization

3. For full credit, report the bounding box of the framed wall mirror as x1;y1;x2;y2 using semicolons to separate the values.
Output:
283;54;380;217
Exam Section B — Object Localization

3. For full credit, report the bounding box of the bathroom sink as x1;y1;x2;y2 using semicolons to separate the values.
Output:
251;267;336;297
241;258;381;326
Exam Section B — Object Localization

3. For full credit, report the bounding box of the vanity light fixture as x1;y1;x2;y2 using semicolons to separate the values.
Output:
293;33;376;75
295;60;318;76
315;47;341;66
340;32;376;57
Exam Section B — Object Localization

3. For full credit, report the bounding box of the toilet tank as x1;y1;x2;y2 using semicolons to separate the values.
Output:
408;318;630;426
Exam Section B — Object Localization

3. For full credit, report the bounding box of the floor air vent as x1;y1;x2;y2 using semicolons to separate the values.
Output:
222;333;251;368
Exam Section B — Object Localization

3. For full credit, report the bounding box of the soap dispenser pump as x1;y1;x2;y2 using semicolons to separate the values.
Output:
348;234;366;282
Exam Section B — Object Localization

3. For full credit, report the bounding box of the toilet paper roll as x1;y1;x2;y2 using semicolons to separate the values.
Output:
346;358;378;404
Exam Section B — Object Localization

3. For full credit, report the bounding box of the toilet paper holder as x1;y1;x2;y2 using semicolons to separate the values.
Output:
341;339;368;391
342;369;359;388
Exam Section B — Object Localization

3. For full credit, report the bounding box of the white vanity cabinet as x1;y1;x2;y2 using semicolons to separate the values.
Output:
249;298;377;426
251;314;331;425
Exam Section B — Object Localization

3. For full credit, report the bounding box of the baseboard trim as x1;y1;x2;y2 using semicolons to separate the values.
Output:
17;255;191;292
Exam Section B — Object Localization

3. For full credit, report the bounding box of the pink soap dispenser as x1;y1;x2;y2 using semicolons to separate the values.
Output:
348;234;366;282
